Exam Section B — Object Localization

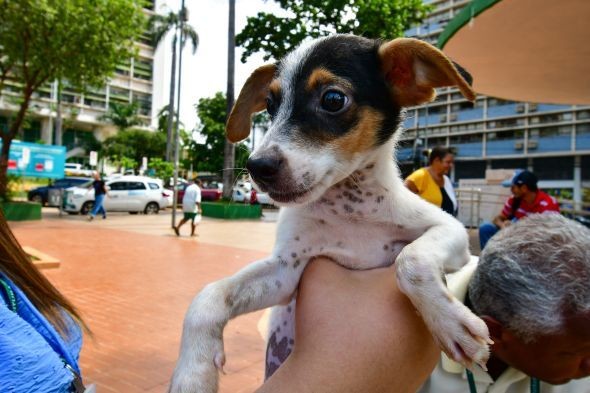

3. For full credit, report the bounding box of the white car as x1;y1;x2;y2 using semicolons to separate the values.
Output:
232;181;253;203
63;176;170;215
64;163;93;177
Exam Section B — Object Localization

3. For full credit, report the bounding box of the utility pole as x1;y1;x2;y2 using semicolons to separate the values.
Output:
171;0;187;228
222;0;236;199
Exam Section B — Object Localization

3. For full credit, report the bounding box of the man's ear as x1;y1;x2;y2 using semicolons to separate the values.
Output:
226;64;277;143
378;38;475;107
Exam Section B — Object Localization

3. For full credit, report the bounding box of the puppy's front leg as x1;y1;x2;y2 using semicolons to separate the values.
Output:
169;256;303;393
395;218;492;370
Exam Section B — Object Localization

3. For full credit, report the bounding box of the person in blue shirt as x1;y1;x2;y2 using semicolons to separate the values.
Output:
0;210;91;392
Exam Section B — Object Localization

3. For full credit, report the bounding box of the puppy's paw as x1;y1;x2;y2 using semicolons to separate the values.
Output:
425;300;492;370
169;334;226;393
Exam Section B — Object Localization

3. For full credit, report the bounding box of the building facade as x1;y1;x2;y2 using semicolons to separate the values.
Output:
0;1;157;161
399;0;590;207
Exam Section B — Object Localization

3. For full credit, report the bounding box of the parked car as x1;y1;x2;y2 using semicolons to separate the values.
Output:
169;182;222;204
63;176;169;215
64;163;93;177
27;177;92;206
249;189;275;206
232;181;253;203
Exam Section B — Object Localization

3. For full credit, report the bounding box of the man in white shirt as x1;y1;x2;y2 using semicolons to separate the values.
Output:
174;178;202;237
419;214;590;393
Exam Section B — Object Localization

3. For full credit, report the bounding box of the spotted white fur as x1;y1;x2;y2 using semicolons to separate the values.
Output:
170;35;491;393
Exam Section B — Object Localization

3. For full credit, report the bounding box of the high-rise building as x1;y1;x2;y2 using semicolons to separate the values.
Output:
0;1;157;160
400;0;590;207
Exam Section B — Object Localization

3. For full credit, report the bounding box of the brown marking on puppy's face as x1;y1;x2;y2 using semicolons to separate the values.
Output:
330;107;384;159
305;67;353;92
269;79;282;101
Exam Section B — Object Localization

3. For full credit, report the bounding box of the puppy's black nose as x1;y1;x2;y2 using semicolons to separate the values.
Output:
246;156;283;184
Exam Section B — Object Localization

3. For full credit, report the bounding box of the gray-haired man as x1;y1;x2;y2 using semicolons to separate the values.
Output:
420;213;590;393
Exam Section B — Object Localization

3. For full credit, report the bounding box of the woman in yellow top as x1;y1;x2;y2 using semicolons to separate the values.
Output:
404;146;458;216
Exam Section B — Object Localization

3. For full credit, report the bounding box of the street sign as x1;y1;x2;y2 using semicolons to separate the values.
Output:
89;151;98;167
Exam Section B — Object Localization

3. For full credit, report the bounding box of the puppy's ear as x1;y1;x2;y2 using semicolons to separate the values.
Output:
226;64;276;143
378;38;475;107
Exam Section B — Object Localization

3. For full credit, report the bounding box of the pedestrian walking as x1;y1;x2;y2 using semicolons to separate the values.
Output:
88;172;107;221
174;178;202;237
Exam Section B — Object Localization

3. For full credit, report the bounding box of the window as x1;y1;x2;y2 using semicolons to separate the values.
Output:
491;158;527;169
108;182;127;191
455;160;486;179
128;182;147;190
533;157;574;180
148;183;160;190
487;130;524;141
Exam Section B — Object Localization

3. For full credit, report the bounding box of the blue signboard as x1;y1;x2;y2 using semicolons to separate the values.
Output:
0;140;66;179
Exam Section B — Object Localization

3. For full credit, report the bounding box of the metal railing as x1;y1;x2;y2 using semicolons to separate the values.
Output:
455;187;590;228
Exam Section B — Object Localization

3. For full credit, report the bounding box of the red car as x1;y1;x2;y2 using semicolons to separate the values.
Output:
171;183;222;203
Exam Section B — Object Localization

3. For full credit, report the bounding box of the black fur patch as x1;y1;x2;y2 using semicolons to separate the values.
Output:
277;35;402;146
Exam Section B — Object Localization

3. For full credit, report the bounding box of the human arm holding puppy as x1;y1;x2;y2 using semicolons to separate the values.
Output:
257;259;439;393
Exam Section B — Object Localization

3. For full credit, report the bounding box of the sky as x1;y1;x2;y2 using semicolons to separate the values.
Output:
153;0;285;134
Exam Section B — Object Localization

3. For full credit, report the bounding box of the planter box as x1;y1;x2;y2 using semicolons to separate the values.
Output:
201;202;262;219
1;201;42;221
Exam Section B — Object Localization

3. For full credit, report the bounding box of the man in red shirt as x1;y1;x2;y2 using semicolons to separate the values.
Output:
479;170;560;249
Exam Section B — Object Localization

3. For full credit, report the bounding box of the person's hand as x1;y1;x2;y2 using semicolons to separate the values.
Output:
257;259;439;393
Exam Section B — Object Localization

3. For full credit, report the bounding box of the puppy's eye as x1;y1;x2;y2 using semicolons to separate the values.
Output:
321;90;348;113
266;96;277;117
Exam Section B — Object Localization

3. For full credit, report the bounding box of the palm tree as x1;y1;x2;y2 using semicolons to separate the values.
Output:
149;9;198;161
101;101;142;129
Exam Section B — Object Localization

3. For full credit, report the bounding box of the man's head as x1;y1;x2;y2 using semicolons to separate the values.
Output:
510;170;538;197
469;214;590;383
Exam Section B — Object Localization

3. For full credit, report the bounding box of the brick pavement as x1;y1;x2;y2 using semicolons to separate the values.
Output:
9;210;277;393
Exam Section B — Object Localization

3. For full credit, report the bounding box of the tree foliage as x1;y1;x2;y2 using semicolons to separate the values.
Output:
101;129;167;172
0;0;146;198
101;102;143;130
188;92;250;175
236;0;431;62
147;157;174;183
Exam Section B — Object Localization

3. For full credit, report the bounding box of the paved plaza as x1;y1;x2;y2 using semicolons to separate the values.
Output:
9;208;278;393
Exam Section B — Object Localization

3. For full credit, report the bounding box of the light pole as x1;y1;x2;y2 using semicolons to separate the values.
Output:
171;0;187;228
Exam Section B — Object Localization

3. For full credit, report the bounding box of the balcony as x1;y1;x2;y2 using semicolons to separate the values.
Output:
453;108;484;122
535;104;571;113
418;113;445;127
531;135;572;152
487;104;518;118
575;133;590;150
453;142;483;158
486;138;523;156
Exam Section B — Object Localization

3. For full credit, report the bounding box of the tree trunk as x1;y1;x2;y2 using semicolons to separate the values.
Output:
166;33;178;162
0;88;33;199
222;0;236;199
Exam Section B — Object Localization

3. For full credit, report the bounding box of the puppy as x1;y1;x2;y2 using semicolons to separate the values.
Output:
170;35;490;393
